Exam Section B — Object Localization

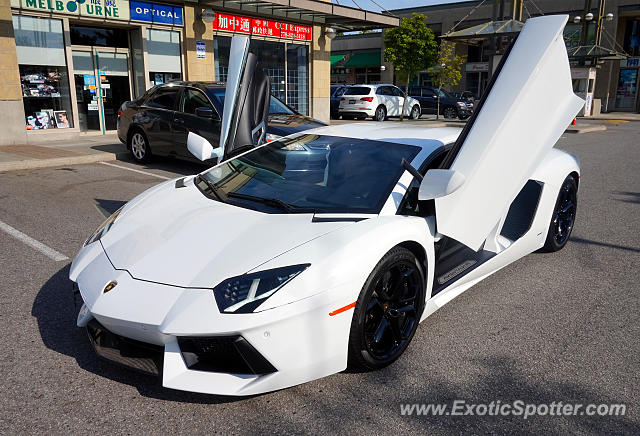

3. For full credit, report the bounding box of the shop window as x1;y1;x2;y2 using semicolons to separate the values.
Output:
616;69;638;109
147;29;182;87
13;15;74;130
249;39;285;101
213;36;308;114
214;36;232;82
623;19;640;57
287;43;308;115
70;25;129;48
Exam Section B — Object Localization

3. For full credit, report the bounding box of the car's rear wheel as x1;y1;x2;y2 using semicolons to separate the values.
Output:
348;247;425;370
542;175;578;252
374;105;387;122
443;106;457;119
128;129;150;163
410;105;421;120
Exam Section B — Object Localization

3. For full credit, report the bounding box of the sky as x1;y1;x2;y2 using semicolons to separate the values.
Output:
332;0;469;12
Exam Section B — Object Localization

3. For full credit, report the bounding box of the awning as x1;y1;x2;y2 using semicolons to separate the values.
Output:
567;45;628;61
331;54;346;66
344;51;381;67
200;0;399;31
442;19;524;43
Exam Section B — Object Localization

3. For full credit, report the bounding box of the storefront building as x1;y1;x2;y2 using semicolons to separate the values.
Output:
330;0;640;113
1;0;397;145
386;0;640;113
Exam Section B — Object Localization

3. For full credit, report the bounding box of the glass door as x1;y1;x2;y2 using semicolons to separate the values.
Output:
71;47;132;132
95;50;131;130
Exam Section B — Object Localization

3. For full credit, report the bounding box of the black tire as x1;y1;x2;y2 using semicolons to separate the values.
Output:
128;129;151;163
410;105;421;120
373;105;387;122
348;246;426;370
443;106;457;119
542;175;578;252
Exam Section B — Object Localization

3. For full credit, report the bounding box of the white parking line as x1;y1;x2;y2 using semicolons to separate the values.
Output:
0;220;68;262
99;161;171;180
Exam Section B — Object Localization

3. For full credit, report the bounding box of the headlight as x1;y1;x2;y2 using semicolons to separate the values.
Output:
84;207;123;246
456;102;467;108
265;133;282;143
213;264;310;313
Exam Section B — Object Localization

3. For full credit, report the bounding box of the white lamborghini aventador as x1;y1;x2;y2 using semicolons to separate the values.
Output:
70;15;583;396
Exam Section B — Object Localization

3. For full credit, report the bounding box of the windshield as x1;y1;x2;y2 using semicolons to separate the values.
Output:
207;87;295;115
198;134;420;214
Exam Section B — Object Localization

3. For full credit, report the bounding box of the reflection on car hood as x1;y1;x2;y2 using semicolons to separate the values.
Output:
267;114;327;136
100;180;350;288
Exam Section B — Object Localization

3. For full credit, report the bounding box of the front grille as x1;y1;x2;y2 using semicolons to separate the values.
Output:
86;320;163;376
178;336;277;375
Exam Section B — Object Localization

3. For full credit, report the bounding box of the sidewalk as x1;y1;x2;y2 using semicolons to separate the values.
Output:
0;133;124;172
0;115;610;173
582;112;640;122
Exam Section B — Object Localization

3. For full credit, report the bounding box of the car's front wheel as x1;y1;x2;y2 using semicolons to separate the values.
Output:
443;106;457;119
348;247;425;370
128;129;150;163
542;175;578;252
373;105;387;122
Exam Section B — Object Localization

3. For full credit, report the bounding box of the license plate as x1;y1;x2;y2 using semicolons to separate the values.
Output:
349;99;356;104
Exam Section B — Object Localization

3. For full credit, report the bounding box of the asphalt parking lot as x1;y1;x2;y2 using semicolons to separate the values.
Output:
1;121;639;434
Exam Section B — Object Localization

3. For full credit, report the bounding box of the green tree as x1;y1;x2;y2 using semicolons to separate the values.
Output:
429;41;466;119
384;13;437;120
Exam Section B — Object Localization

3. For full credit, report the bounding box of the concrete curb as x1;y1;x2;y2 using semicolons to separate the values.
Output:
0;152;128;173
565;124;607;134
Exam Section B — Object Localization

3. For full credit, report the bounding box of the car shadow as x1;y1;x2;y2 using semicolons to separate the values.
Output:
91;144;210;176
31;264;247;405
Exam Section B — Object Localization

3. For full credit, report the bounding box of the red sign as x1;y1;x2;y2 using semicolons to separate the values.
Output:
212;12;312;41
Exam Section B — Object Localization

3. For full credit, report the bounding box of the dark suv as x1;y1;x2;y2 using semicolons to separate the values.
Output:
408;86;473;120
117;82;325;163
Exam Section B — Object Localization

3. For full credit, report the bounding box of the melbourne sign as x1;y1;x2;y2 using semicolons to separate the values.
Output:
11;0;130;20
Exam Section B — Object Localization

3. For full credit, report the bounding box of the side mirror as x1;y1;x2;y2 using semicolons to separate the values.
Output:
418;169;466;201
195;107;220;121
187;132;221;161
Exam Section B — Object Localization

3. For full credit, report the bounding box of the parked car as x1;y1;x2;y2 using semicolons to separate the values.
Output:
409;86;473;119
338;84;422;122
452;91;475;110
330;84;348;119
117;82;326;163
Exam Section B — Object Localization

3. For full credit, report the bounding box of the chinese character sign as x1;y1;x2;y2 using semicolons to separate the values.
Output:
212;12;312;41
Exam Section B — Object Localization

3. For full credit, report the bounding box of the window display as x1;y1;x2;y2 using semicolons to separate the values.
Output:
20;65;73;129
13;15;74;130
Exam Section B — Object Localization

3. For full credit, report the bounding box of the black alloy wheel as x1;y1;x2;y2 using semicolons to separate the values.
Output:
348;247;425;370
542;175;578;252
443;106;457;119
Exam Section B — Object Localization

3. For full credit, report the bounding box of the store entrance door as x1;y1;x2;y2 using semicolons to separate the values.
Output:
72;48;132;132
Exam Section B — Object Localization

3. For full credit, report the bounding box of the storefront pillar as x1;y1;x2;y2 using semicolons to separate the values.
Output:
183;6;214;81
311;24;330;123
0;0;26;145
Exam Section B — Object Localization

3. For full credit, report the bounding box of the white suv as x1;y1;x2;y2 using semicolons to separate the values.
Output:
338;84;421;122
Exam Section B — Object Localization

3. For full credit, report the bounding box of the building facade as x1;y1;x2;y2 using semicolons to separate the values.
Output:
330;0;640;114
1;0;396;145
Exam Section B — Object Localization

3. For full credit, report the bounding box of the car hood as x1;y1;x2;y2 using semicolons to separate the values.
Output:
267;114;327;136
100;179;351;288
